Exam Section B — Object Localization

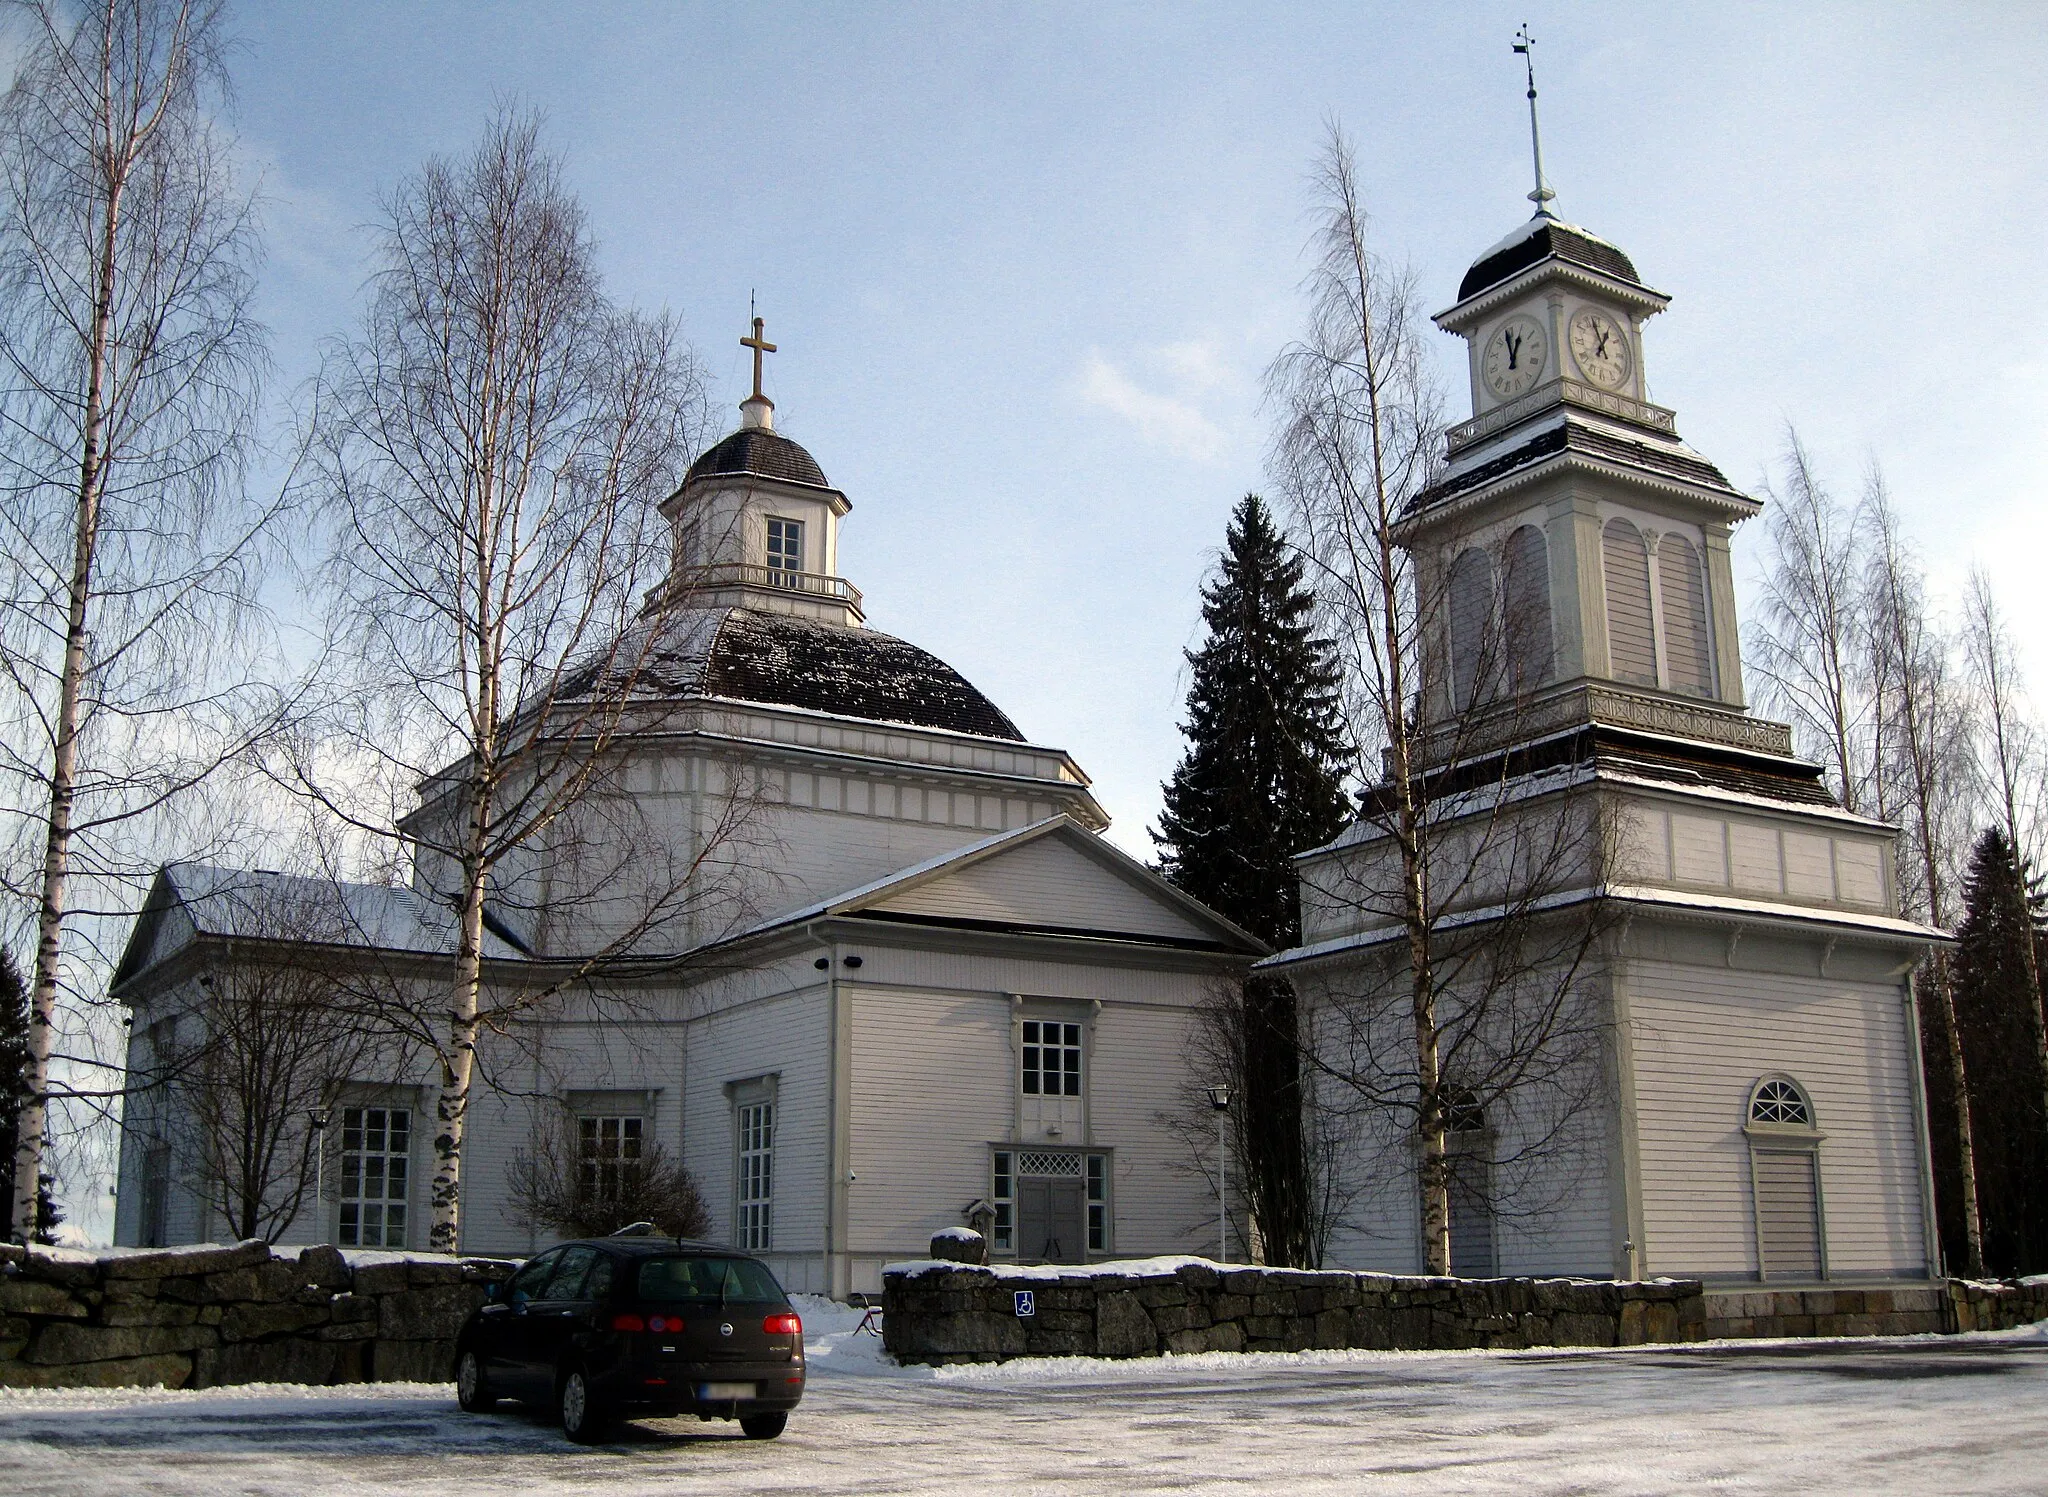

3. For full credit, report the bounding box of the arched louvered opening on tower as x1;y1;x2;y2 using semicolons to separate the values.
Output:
1601;518;1658;687
1447;546;1496;712
1658;534;1714;698
1501;524;1554;694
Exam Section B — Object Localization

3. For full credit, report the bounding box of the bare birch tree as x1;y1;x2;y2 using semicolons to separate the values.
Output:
1750;430;1873;812
1863;478;1984;1275
1265;126;1613;1275
299;109;734;1252
0;0;276;1240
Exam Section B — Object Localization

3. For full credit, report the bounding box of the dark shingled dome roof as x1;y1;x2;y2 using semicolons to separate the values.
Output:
588;606;1024;741
702;610;1023;740
685;426;831;489
1457;216;1642;303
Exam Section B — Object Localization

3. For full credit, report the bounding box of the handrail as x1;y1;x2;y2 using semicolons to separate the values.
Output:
674;562;864;611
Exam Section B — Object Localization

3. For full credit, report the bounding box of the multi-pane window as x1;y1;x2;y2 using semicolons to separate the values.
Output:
1086;1153;1108;1253
737;1100;774;1250
339;1107;409;1248
766;518;803;583
578;1115;643;1198
991;1150;1014;1252
1021;1020;1082;1097
1749;1078;1812;1127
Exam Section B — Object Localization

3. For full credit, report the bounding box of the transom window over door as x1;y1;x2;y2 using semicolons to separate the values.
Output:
766;517;803;582
339;1106;410;1248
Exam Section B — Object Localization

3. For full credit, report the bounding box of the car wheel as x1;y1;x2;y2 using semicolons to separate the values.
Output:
740;1411;788;1440
559;1366;610;1444
455;1349;498;1412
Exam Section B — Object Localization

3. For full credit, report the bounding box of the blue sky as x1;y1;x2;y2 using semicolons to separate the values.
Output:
229;1;2046;856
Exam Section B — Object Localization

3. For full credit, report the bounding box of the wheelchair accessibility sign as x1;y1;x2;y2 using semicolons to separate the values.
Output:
1013;1289;1035;1318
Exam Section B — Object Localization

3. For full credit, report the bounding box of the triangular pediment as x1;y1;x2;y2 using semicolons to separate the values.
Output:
843;819;1262;951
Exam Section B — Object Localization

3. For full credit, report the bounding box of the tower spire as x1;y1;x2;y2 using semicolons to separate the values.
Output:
1512;25;1557;219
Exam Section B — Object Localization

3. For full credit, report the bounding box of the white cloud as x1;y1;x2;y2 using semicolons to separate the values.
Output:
1075;347;1230;462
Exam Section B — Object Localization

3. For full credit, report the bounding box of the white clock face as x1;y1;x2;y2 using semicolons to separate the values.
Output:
1482;316;1548;399
1568;308;1631;390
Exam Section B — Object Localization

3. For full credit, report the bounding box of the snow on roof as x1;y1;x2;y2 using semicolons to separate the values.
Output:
156;863;525;961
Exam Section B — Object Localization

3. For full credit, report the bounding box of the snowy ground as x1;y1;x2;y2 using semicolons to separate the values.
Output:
2;1299;2043;1495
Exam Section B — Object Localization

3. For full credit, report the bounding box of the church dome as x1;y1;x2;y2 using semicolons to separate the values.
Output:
599;606;1025;742
685;426;832;490
1457;214;1642;303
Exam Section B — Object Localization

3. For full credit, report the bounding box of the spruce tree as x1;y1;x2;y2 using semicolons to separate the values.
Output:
0;945;60;1244
1155;494;1350;1266
1952;828;2048;1275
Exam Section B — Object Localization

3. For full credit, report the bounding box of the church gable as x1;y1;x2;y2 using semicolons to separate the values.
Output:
866;825;1234;946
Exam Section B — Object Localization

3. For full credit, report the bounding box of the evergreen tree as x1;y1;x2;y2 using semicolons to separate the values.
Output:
0;946;60;1244
1951;828;2048;1275
1155;494;1351;1266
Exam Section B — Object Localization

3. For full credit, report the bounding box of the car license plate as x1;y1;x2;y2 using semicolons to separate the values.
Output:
699;1381;754;1400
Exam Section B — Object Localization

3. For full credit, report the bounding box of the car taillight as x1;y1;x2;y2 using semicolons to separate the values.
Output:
610;1313;645;1332
763;1312;802;1336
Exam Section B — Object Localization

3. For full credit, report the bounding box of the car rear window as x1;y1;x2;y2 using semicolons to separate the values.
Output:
636;1255;784;1304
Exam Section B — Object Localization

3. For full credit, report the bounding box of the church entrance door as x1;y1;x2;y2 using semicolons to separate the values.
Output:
1018;1178;1084;1263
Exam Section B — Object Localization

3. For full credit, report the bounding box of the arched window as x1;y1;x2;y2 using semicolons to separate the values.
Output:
1659;534;1714;698
1745;1075;1825;1281
1447;547;1496;711
1501;525;1554;692
1601;518;1658;686
1748;1077;1812;1128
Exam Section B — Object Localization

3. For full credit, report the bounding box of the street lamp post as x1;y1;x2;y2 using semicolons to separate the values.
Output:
1205;1085;1232;1264
309;1110;331;1242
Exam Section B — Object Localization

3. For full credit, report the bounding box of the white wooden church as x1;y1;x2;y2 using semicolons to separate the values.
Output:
111;180;1946;1299
109;366;1266;1295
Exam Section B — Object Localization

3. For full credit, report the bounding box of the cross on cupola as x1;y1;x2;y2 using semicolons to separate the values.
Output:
740;312;778;430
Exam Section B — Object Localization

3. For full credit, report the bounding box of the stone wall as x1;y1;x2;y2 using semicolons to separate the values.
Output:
1698;1285;1951;1340
1949;1278;2048;1333
882;1260;1704;1365
0;1239;514;1389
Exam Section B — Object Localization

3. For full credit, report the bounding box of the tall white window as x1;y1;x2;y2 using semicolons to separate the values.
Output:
737;1099;774;1250
1021;1020;1082;1097
766;517;803;583
578;1114;643;1199
339;1106;410;1248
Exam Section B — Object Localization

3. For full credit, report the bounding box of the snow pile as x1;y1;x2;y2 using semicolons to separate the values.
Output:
791;1293;923;1380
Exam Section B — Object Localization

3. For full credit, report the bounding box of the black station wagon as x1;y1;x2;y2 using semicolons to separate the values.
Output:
452;1230;805;1443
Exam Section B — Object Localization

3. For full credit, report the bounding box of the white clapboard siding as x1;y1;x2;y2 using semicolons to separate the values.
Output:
679;987;831;1283
1658;535;1714;698
755;806;1007;923
846;986;1015;1265
1754;1150;1824;1278
1627;959;1926;1279
872;833;1215;943
1603;519;1659;686
1087;1001;1221;1257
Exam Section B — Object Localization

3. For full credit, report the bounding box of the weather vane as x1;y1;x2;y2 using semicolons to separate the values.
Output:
1512;25;1558;218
